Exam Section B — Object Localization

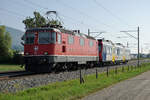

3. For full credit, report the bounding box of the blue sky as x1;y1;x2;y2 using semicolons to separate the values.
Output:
0;0;150;53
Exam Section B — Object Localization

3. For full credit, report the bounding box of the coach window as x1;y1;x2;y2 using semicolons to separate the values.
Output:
99;44;102;52
117;48;120;55
38;32;50;44
103;46;105;53
89;40;93;47
68;35;74;44
109;47;111;54
115;49;117;54
106;46;109;54
108;47;110;54
110;48;112;54
120;49;122;55
103;46;106;53
57;33;61;44
25;33;35;44
80;38;84;46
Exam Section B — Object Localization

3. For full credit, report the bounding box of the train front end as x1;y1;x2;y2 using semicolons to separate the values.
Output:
24;28;58;72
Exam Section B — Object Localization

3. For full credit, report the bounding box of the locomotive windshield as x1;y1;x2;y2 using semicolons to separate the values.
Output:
38;32;50;44
38;32;56;44
25;33;35;44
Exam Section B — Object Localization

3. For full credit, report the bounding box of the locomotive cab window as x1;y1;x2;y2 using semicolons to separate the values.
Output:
38;32;56;44
25;33;35;44
38;32;50;44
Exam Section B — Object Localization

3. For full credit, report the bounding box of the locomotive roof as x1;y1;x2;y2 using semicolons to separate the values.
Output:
26;27;96;40
98;39;128;48
98;39;114;45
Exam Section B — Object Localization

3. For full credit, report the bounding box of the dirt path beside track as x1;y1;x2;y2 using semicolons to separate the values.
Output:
82;70;150;100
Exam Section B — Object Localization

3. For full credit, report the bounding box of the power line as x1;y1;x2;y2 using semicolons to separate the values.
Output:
59;12;98;30
22;0;104;31
93;0;130;27
11;0;36;11
124;32;137;40
56;0;114;29
2;0;97;32
23;0;48;10
0;7;26;18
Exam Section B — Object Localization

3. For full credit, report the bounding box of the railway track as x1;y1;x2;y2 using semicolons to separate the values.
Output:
0;71;35;80
0;59;149;81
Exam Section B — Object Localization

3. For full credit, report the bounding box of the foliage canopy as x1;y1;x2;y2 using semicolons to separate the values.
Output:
0;26;13;63
23;11;62;28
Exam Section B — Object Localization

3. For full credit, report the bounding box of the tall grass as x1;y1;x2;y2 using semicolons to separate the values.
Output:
0;64;24;72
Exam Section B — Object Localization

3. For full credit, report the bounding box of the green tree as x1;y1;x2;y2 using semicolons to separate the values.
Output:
22;17;35;28
34;12;46;27
23;11;46;28
47;19;62;26
4;31;13;57
23;11;62;28
0;26;7;57
0;26;12;63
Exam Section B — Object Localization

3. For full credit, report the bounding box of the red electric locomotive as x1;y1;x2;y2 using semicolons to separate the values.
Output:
24;26;99;72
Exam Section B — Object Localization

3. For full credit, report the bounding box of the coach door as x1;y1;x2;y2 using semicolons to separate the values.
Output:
62;37;66;54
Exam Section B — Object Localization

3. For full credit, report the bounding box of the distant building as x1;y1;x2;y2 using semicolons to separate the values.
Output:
131;53;149;59
131;54;138;59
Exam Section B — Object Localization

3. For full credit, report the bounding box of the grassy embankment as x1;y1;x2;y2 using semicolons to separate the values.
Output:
1;63;150;100
0;64;24;72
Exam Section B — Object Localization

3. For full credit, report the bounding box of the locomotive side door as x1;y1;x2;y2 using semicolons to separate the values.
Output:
62;35;66;54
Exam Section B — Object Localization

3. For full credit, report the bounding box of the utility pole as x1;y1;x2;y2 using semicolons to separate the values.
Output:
120;26;140;67
127;42;129;47
88;29;90;36
138;26;140;67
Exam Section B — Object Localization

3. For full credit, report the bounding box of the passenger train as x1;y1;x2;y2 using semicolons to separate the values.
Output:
23;25;131;72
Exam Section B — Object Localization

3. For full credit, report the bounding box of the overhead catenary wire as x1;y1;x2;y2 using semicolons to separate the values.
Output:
0;7;26;18
23;0;48;10
55;0;114;29
93;0;131;27
22;0;130;38
2;0;138;42
0;0;97;32
59;12;99;30
22;0;102;32
11;0;37;11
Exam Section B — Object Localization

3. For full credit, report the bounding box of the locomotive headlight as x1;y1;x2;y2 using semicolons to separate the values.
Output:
25;52;29;55
44;52;48;55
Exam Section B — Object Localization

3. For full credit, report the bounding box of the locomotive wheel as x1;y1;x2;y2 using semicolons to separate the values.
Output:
25;64;31;72
36;64;52;73
26;64;53;73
